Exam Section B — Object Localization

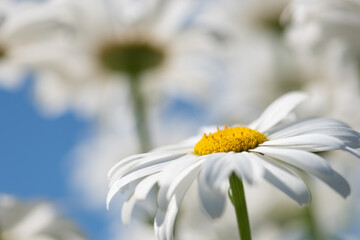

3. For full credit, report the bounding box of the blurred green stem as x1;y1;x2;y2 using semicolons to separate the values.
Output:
129;74;151;152
229;173;252;240
304;203;326;240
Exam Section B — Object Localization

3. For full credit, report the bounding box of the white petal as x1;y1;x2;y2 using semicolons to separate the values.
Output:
229;153;253;184
197;170;226;219
155;166;197;240
262;134;346;152
252;153;310;205
248;92;308;132
240;152;265;183
345;147;360;158
108;153;152;181
121;195;137;226
107;161;169;208
157;156;203;211
253;147;350;198
108;152;185;185
200;152;264;192
268;118;360;149
121;174;160;225
134;174;161;201
201;152;234;190
154;198;178;240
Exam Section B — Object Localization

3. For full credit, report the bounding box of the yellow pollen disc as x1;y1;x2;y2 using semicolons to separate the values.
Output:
194;126;267;156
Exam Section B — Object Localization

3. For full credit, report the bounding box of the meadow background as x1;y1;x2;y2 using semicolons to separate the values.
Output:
1;0;360;239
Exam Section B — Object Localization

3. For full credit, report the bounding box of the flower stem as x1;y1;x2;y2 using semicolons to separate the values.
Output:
229;173;252;240
304;203;326;240
128;75;151;152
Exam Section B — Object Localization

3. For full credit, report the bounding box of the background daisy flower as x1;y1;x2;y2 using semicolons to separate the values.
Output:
0;195;86;240
18;0;225;119
107;91;360;240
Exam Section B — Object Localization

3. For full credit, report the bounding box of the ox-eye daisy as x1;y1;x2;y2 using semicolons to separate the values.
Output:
107;92;360;240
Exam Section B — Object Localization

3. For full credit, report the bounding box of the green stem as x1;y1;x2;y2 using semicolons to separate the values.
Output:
229;173;252;240
128;75;151;153
304;204;326;240
302;174;326;240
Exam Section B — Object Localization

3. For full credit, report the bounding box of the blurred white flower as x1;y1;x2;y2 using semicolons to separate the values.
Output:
107;91;360;240
195;0;306;124
0;0;47;89
284;0;360;126
23;0;224;117
285;0;360;57
0;195;86;240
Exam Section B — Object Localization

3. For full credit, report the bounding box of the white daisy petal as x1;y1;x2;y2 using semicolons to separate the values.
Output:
108;152;186;185
197;182;226;219
201;152;235;190
345;146;360;158
108;153;153;180
121;174;160;225
241;152;265;183
229;153;253;184
157;157;203;211
262;134;346;151
154;209;166;240
155;165;198;240
252;153;310;205
134;174;161;201
248;91;308;132
107;161;169;208
198;162;227;219
154;198;178;240
121;195;137;226
268;118;360;149
253;147;350;198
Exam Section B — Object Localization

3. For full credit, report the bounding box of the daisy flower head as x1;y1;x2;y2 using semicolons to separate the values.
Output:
107;92;360;240
23;0;223;117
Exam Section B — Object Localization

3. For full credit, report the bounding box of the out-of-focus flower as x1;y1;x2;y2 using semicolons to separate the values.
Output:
0;0;48;90
283;0;360;126
285;0;360;58
107;91;360;240
0;195;87;240
195;0;306;124
22;0;224;117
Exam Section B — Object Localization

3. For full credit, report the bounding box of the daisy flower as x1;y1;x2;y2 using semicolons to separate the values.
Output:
0;195;86;240
107;91;360;240
21;0;224;118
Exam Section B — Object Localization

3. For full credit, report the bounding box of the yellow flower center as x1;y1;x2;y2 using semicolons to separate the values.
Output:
194;126;267;156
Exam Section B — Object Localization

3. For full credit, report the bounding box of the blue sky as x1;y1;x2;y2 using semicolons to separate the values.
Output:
0;77;108;239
